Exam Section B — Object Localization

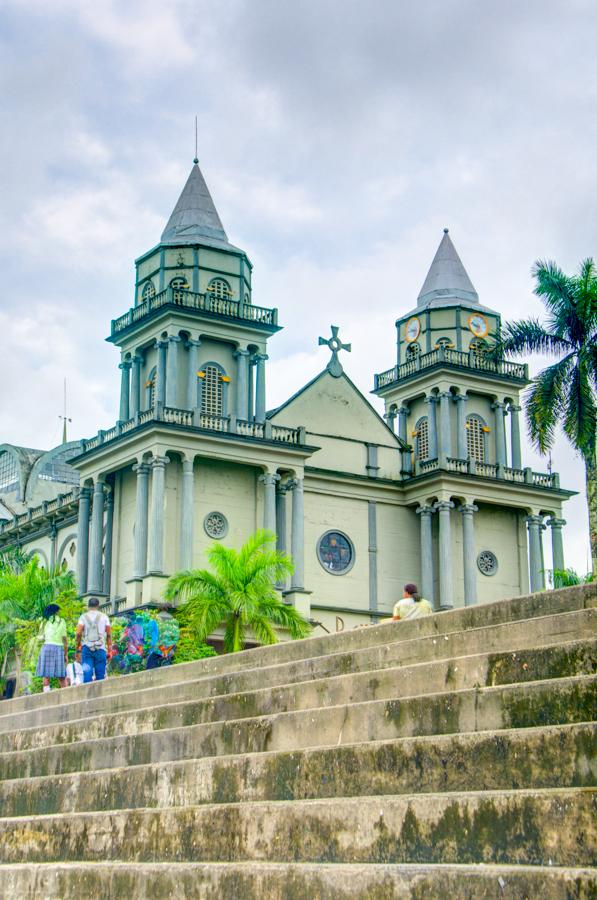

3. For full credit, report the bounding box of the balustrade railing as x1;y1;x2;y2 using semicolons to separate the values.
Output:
374;347;528;389
0;489;79;537
111;288;278;336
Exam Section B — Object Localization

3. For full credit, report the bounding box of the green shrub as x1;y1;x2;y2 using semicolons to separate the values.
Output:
172;627;217;664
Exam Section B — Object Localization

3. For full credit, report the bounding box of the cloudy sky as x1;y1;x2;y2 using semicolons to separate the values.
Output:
0;0;594;573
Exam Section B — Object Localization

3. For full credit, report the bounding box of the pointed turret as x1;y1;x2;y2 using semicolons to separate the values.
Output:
417;228;479;308
161;161;233;249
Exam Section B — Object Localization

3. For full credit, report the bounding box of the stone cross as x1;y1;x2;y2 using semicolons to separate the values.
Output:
318;325;351;377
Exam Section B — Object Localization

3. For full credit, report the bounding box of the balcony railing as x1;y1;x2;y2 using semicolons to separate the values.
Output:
111;288;278;336
77;405;307;455
0;488;79;538
413;456;560;488
374;347;528;390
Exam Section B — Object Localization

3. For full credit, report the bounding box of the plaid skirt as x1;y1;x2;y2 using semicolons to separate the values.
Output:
35;643;66;678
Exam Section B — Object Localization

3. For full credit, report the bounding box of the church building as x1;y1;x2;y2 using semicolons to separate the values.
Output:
0;160;573;632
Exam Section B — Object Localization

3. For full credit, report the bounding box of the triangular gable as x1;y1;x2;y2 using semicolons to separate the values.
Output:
269;369;405;447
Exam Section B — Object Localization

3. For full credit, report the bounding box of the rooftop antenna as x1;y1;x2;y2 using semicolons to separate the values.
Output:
59;377;72;444
193;115;198;165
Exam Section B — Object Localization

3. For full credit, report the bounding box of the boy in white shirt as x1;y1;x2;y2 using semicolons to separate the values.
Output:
65;651;84;686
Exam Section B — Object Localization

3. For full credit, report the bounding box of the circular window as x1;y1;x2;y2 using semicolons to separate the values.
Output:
204;511;229;540
317;530;355;575
477;550;498;576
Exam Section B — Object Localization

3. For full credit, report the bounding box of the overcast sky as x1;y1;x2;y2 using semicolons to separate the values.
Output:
0;0;595;573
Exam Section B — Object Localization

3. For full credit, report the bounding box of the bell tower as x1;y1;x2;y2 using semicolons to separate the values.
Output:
108;159;280;425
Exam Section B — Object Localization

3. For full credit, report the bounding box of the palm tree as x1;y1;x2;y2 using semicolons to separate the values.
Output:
165;529;311;652
497;258;597;576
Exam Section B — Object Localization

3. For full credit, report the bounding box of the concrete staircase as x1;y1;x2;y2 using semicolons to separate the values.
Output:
0;584;595;899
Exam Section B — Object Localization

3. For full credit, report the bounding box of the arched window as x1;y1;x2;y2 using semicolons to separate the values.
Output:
201;365;224;416
467;415;486;462
244;292;251;306
406;342;420;358
415;416;429;461
207;278;232;300
436;336;453;350
470;338;488;362
146;366;157;409
141;281;155;301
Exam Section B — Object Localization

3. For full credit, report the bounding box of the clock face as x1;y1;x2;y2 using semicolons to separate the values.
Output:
405;316;421;342
468;314;488;338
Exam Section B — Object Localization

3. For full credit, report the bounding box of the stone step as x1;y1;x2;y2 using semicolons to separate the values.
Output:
1;723;593;819
0;862;594;900
3;638;595;755
3;584;594;725
0;788;593;867
1;675;593;781
2;605;594;736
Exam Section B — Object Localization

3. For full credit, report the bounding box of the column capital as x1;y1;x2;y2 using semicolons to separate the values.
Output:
425;394;438;404
259;472;280;486
547;517;566;528
132;462;151;475
398;405;409;416
438;391;452;400
186;338;201;349
150;455;170;469
119;359;132;371
154;339;168;350
167;334;182;344
455;393;468;404
79;485;93;500
233;348;251;359
491;400;506;410
416;505;434;517
105;490;114;508
525;514;543;526
508;403;522;412
460;503;478;515
92;479;106;494
434;500;454;512
181;458;194;474
254;353;269;363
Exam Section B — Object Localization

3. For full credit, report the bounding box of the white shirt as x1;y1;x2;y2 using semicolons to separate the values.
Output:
393;597;433;620
66;661;84;686
78;610;110;649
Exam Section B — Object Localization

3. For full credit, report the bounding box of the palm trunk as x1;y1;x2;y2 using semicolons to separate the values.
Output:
586;448;597;578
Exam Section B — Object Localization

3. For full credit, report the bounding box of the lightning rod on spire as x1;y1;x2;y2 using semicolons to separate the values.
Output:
194;116;198;164
59;377;72;444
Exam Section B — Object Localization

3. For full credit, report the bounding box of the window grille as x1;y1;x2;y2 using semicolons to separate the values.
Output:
470;338;487;361
467;415;486;461
207;278;232;299
202;365;223;416
406;342;420;358
141;281;155;301
416;417;429;461
0;452;19;493
436;336;453;350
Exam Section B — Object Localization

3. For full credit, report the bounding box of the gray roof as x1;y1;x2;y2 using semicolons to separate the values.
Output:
161;162;236;250
417;229;479;308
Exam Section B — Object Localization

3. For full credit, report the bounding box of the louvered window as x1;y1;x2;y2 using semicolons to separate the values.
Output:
416;417;429;461
202;365;223;416
467;415;486;461
141;281;155;300
407;342;420;358
207;278;232;299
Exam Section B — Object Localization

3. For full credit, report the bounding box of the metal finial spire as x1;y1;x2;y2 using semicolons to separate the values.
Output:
318;325;351;377
58;377;72;444
193;116;198;164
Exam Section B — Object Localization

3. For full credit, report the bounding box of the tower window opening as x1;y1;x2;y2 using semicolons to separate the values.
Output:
406;342;420;359
207;278;232;300
415;417;429;461
436;337;453;350
141;281;156;302
467;415;486;462
202;365;223;417
470;338;488;362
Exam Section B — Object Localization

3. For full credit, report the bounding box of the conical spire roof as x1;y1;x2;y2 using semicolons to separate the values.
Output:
161;161;233;249
417;229;478;307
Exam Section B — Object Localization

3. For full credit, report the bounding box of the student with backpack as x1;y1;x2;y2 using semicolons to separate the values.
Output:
75;597;112;683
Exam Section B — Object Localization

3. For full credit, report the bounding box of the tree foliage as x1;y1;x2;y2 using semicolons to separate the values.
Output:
166;529;311;653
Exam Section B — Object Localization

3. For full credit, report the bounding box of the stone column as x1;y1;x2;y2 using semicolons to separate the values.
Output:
130;355;142;417
438;392;452;464
509;404;522;470
416;505;434;608
102;490;114;596
385;407;396;433
426;395;438;459
180;458;195;570
248;357;255;422
397;406;412;474
526;515;544;592
547;517;566;585
259;472;279;534
435;500;455;609
289;478;305;590
234;348;250;421
455;394;468;459
460;503;478;606
186;339;201;410
147;456;169;574
87;481;105;594
132;463;150;578
155;340;167;407
49;523;58;570
255;353;268;423
76;487;92;594
165;335;181;407
492;401;508;467
275;482;288;589
118;360;131;421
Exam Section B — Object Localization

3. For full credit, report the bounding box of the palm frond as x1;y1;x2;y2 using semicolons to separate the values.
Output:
524;355;575;454
247;613;277;646
498;318;572;359
531;260;574;312
564;362;597;459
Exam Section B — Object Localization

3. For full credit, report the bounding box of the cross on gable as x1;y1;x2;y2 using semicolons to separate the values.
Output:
318;325;351;377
